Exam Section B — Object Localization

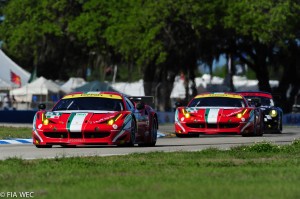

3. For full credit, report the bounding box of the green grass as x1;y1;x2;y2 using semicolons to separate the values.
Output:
0;126;31;139
0;140;300;199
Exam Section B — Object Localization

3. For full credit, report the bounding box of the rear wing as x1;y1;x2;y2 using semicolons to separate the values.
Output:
129;96;155;108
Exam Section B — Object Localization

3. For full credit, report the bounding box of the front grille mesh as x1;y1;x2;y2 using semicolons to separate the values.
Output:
43;131;110;139
186;123;239;129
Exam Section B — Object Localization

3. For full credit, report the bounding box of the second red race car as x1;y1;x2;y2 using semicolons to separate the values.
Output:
175;93;264;137
32;91;158;148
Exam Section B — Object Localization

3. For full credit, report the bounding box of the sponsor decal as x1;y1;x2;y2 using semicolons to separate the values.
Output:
226;110;243;117
91;115;116;124
63;93;122;99
45;112;61;119
196;93;243;99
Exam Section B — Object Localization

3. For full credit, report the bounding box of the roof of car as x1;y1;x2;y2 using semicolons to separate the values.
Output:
237;91;272;98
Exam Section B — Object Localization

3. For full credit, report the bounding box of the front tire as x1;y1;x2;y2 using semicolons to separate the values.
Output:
139;118;157;147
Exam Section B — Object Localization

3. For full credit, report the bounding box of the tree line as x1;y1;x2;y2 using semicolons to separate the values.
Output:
0;0;299;112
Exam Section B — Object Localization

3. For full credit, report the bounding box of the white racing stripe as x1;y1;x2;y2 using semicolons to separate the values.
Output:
70;113;88;132
207;109;219;124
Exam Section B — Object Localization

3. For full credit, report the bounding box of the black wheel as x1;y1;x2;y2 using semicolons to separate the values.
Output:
140;118;157;147
256;114;264;136
35;145;52;148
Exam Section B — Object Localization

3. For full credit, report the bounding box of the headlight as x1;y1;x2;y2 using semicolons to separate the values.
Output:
184;113;190;118
236;113;243;118
269;110;277;117
41;113;49;125
107;113;122;125
182;109;190;118
43;119;49;125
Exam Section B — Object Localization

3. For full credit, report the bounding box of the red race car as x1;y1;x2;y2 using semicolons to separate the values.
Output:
33;91;158;148
175;93;264;137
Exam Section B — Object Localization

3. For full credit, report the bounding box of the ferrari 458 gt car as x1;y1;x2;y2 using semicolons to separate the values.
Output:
175;93;264;137
32;91;158;148
238;91;283;133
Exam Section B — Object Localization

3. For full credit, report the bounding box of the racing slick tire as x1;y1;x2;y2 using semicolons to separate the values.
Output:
139;118;157;147
256;113;264;136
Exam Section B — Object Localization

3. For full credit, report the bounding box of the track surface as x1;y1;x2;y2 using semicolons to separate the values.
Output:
0;125;299;160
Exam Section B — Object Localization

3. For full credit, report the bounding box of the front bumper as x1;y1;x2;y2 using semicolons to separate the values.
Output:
263;115;282;133
33;129;131;146
175;121;254;135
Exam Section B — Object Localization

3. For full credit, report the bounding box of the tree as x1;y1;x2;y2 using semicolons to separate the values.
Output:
0;0;86;80
223;0;298;93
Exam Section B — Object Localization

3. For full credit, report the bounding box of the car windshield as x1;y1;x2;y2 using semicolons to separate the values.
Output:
244;96;274;106
52;97;124;111
188;97;245;108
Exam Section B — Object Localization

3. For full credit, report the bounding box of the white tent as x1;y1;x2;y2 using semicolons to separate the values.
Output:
10;76;65;102
0;49;30;90
60;77;87;93
112;79;145;96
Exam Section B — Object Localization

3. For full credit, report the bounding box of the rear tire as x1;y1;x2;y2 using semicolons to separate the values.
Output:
139;118;157;147
256;114;264;136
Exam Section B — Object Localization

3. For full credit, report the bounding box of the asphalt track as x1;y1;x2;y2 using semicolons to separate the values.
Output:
0;125;299;160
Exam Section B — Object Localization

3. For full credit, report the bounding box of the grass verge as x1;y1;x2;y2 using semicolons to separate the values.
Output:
0;140;300;199
0;126;31;139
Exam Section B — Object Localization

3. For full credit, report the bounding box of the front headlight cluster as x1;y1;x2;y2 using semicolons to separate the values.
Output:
107;113;122;125
182;109;190;118
41;113;49;125
269;109;278;117
236;109;247;119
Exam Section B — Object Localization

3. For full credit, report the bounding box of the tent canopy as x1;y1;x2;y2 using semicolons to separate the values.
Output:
0;50;30;90
61;77;87;93
10;76;65;102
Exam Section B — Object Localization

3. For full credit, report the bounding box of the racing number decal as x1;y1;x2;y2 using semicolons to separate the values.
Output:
67;113;89;132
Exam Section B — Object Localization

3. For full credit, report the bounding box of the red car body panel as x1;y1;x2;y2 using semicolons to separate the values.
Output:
32;92;158;147
175;93;263;136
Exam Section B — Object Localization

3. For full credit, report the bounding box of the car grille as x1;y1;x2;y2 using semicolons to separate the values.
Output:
186;123;205;128
186;123;239;129
85;132;110;138
43;132;110;139
44;132;68;138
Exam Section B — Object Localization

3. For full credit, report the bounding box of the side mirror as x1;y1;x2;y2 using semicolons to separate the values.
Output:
136;102;145;110
38;103;46;110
